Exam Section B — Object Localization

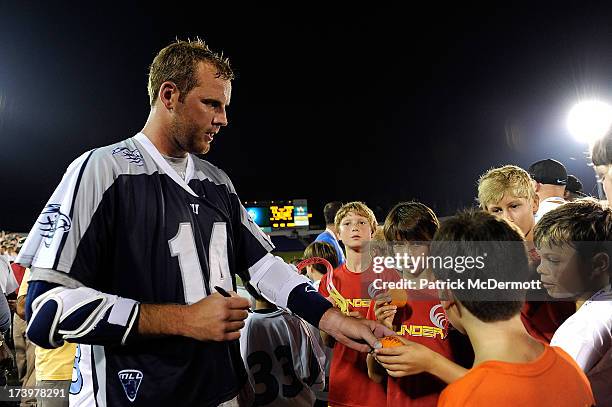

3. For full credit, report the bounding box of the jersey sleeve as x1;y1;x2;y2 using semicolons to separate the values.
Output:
16;149;116;289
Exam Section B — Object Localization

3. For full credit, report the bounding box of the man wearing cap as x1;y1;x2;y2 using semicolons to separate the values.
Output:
564;174;587;201
528;158;567;223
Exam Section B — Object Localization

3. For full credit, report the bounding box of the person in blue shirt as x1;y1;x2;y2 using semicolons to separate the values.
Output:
315;202;345;266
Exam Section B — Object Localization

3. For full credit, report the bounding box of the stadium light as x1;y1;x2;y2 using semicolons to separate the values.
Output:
567;100;612;144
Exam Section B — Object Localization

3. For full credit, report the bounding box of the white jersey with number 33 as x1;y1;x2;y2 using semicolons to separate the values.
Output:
240;309;326;407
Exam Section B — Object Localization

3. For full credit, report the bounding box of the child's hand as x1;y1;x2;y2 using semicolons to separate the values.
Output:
373;298;397;330
373;336;435;377
366;352;386;383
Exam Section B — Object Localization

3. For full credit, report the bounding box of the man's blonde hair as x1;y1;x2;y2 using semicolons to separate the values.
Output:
334;201;378;234
148;38;234;106
478;165;536;209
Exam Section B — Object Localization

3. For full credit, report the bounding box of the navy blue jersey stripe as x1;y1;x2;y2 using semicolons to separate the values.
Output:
53;149;96;270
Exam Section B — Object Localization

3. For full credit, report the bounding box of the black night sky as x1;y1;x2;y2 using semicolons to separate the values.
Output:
2;3;612;231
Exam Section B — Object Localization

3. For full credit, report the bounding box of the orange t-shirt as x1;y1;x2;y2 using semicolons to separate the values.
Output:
366;288;453;407
319;264;397;407
437;345;594;407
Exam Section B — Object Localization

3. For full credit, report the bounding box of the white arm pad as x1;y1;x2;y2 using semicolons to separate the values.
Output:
248;253;311;309
29;286;139;347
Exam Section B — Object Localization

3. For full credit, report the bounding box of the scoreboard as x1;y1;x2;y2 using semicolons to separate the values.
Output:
244;199;311;233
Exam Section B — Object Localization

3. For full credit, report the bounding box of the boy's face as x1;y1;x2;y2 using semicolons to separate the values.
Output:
536;244;589;299
338;212;373;250
485;193;537;238
392;241;430;277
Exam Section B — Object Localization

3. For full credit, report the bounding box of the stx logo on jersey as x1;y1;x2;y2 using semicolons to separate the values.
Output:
118;369;143;402
429;304;448;331
112;146;144;166
38;204;71;248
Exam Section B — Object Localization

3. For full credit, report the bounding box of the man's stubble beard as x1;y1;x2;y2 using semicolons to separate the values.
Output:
169;115;210;156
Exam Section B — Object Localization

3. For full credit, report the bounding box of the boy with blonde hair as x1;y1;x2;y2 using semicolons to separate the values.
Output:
478;165;540;242
534;199;612;406
318;201;395;407
477;165;574;343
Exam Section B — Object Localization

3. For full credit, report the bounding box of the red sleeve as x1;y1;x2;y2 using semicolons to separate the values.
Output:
11;263;26;287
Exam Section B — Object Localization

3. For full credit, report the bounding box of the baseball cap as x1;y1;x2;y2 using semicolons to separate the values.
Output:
566;174;587;197
528;159;568;186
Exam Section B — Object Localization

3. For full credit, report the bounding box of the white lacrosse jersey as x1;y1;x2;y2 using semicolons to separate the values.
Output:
551;285;612;406
240;309;326;406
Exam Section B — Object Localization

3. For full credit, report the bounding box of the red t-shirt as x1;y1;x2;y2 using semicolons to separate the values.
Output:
520;301;575;343
366;288;453;407
319;263;397;407
11;263;26;288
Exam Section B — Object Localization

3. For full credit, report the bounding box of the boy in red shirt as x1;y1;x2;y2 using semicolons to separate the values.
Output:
366;202;460;407
318;201;395;407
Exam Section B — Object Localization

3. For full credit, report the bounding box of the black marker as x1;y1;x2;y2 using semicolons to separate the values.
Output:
214;286;253;313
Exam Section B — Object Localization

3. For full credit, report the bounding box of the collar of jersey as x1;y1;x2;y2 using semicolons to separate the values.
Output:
134;132;198;197
253;309;284;318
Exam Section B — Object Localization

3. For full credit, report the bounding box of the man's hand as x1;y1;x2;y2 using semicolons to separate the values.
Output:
347;311;364;319
182;293;250;341
139;292;250;342
318;308;394;353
